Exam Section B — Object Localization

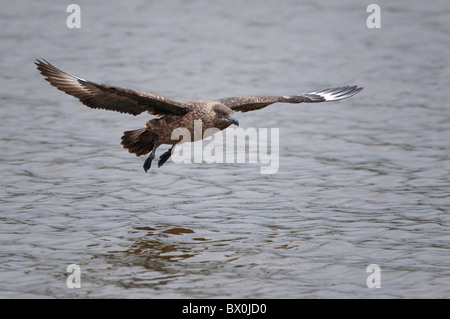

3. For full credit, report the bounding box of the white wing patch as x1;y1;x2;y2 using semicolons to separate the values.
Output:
304;86;363;102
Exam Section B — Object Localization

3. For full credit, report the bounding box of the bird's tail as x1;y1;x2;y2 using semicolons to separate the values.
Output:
121;128;156;156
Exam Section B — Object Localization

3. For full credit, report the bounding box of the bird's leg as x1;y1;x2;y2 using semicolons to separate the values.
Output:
143;137;159;173
158;145;174;168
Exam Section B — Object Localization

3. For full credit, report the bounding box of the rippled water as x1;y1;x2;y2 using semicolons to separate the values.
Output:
1;0;449;298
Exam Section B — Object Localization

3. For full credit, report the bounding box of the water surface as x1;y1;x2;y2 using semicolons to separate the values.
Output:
0;0;449;298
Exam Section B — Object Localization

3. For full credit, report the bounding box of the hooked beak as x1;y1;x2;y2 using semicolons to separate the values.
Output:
227;116;239;126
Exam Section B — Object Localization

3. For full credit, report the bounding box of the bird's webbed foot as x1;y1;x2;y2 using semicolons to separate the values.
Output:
158;146;174;168
143;153;155;173
143;137;159;173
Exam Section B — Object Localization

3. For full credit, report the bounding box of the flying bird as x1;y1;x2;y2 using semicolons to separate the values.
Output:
35;59;363;172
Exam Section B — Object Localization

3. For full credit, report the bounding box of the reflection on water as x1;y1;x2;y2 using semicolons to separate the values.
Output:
121;227;197;264
1;0;450;298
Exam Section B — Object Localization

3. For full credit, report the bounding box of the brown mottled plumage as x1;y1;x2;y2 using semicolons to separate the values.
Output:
35;59;363;172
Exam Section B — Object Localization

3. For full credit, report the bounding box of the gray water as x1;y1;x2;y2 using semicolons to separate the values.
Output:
1;0;449;298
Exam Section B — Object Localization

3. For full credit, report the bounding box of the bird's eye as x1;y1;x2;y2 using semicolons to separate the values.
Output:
218;111;226;117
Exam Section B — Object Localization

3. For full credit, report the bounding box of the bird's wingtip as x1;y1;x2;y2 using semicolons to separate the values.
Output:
35;58;87;82
306;85;363;102
35;58;53;66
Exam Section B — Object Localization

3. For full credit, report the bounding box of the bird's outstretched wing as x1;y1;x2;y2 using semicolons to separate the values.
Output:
217;86;363;113
35;59;189;116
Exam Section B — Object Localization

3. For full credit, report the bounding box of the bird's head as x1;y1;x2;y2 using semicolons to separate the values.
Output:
212;104;239;129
